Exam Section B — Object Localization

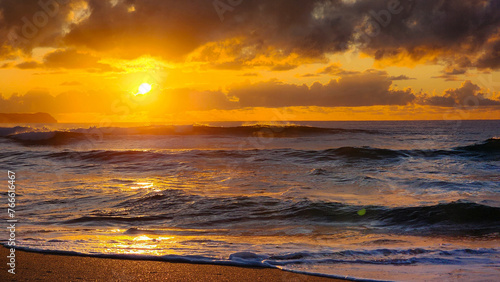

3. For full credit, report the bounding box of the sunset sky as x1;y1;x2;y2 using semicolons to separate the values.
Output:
1;0;500;123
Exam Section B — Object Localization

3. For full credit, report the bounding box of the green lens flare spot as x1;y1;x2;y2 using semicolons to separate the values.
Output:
357;209;367;216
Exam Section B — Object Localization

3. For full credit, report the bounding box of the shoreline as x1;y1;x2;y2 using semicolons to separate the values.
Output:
1;247;345;281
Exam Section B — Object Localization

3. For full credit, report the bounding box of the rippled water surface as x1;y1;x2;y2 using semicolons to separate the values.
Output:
1;120;499;281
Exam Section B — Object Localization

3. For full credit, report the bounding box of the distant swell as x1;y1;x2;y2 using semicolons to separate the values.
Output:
187;125;377;137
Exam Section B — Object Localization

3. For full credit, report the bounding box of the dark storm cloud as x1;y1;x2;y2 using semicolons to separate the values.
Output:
358;0;500;70
475;38;500;70
64;0;226;60
230;70;416;107
1;0;499;70
421;80;500;107
0;0;75;56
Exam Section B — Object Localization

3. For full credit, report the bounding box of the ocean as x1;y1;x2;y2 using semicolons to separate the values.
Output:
1;120;499;281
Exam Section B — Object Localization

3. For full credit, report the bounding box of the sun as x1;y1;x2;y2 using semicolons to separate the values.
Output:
137;83;152;95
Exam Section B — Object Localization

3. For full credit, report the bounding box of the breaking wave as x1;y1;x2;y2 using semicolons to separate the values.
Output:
2;125;377;145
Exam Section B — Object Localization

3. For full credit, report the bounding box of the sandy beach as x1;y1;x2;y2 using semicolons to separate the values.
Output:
1;247;343;281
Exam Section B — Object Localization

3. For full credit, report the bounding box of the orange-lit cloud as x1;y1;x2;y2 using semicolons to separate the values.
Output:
2;1;499;69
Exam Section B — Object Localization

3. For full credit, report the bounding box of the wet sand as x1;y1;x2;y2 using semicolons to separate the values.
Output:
1;247;344;281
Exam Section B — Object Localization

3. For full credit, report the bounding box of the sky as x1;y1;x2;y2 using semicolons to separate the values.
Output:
1;0;500;123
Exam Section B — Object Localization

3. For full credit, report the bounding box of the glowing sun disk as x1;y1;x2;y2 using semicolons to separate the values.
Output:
137;83;152;95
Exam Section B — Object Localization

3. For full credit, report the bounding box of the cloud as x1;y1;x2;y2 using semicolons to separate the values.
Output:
388;75;415;80
63;0;225;60
0;90;116;114
0;88;239;115
431;74;461;82
431;64;469;81
230;70;416;107
271;64;299;71
4;49;122;72
0;90;56;113
317;63;360;76
0;62;13;68
475;38;500;69
3;77;499;116
190;38;326;71
15;60;42;69
43;49;120;71
6;48;121;71
299;73;319;78
1;0;498;71
0;0;80;55
443;68;467;76
3;48;122;72
361;1;500;70
300;63;360;77
421;80;500;107
0;70;416;114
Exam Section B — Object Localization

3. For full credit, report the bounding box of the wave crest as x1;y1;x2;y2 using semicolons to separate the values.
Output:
63;193;500;235
7;131;88;145
456;138;500;154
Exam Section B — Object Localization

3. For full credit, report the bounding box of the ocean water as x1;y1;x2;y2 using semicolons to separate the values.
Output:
1;120;499;281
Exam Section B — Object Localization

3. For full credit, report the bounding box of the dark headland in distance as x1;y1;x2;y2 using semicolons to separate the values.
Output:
0;113;57;123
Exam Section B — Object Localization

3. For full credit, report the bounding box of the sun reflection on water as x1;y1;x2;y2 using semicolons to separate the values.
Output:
131;182;154;189
122;181;163;192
